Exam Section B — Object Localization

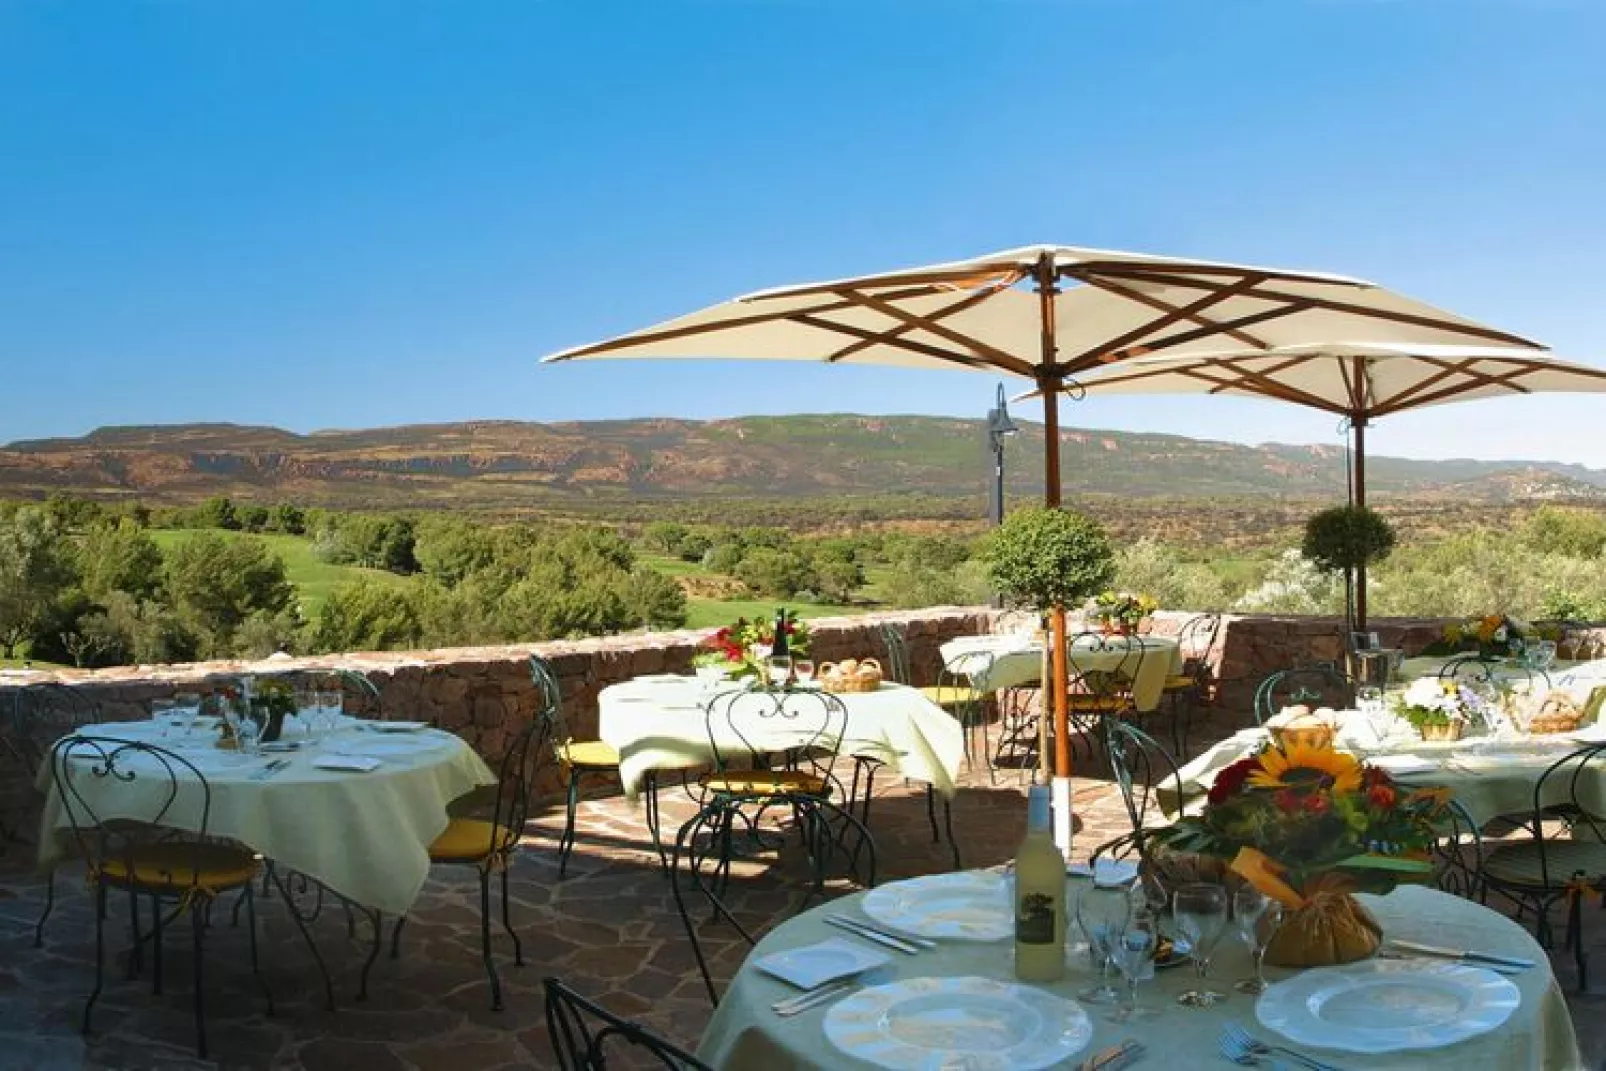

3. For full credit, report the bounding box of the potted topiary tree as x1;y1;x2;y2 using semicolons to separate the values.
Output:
1301;504;1396;633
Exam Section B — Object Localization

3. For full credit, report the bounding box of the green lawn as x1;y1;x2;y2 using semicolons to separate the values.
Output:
149;529;410;616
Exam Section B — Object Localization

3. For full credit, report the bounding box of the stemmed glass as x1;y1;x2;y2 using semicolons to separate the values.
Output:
1533;640;1558;672
151;698;186;740
1173;882;1229;1007
1356;686;1387;746
1074;886;1130;1005
317;687;343;730
235;715;262;756
1232;884;1285;995
767;655;793;688
793;659;816;686
1107;907;1160;1022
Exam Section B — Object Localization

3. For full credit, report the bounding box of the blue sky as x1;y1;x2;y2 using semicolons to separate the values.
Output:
3;1;1604;464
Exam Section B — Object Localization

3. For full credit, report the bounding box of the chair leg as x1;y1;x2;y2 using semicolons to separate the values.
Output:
559;770;581;879
125;886;142;980
358;909;382;1002
191;901;208;1059
150;894;163;995
499;862;522;967
925;785;940;844
246;884;273;1014
84;882;106;1037
478;869;503;1011
34;868;55;948
390;915;406;959
944;799;961;871
266;868;336;1012
643;773;669;875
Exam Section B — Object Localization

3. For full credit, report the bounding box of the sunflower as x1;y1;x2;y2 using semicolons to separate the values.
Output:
1247;742;1362;795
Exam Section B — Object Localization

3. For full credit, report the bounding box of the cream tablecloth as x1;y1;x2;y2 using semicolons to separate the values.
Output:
938;634;1182;712
598;677;965;799
36;719;496;915
1168;720;1606;827
697;881;1580;1070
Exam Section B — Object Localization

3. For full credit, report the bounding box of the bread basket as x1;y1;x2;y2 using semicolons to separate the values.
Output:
817;658;884;694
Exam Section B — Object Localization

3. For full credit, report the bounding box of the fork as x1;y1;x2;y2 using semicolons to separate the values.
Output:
1219;1023;1341;1071
251;758;292;781
771;980;857;1017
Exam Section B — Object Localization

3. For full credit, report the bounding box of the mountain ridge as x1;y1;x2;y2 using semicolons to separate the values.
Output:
3;415;1603;509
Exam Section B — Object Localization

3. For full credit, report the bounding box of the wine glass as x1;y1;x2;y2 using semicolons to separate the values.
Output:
1534;640;1558;672
235;715;262;756
1232;884;1284;995
1108;908;1160;1022
317;688;343;726
151;698;185;740
1074;885;1130;1005
767;654;793;688
793;658;816;686
1356;686;1387;745
1172;882;1229;1007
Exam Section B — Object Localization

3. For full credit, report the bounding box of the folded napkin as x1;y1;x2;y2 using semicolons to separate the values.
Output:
1067;858;1140;888
1368;754;1437;775
313;753;382;772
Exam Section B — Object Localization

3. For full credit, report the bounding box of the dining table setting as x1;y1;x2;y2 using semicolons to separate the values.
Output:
35;696;496;915
695;867;1580;1069
938;631;1184;713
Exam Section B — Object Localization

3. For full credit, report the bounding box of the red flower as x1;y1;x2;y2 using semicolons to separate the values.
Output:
1303;793;1331;815
1367;783;1396;809
1273;789;1302;814
1208;757;1260;805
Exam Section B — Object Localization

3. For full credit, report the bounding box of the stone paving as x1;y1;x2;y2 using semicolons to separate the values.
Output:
1;720;1604;1070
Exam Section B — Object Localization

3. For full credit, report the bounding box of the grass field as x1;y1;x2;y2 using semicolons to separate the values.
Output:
148;529;410;616
637;554;858;628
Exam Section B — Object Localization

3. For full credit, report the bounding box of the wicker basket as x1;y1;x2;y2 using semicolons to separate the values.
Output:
1418;721;1463;743
818;658;884;694
1528;692;1584;735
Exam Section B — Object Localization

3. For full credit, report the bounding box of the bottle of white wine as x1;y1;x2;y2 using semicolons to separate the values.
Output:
1013;782;1066;982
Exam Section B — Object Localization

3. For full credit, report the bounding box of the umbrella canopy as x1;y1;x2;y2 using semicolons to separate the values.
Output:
544;245;1546;792
1025;343;1606;625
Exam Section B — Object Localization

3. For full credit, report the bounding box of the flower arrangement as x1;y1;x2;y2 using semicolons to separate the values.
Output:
1391;677;1491;740
1091;590;1158;633
1156;740;1448;964
1435;613;1529;658
695;615;811;679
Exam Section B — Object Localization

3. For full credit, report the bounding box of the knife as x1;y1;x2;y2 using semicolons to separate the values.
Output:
824;916;921;954
1387;939;1535;969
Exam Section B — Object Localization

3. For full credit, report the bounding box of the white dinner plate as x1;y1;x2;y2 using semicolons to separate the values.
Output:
823;976;1092;1070
1256;958;1521;1054
361;720;431;733
753;937;889;990
860;872;1012;941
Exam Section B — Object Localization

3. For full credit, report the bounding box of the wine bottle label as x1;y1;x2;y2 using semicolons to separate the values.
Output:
1015;891;1057;945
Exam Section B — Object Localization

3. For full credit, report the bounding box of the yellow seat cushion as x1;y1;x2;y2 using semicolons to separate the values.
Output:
99;842;259;893
1484;840;1606;889
429;818;519;862
1164;675;1198;691
920;685;985;707
1067;695;1126;713
559;740;621;769
700;771;829;797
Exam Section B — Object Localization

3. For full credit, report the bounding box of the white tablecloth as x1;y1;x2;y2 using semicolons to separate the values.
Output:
598;677;965;799
938;634;1183;713
36;719;496;915
697;881;1581;1070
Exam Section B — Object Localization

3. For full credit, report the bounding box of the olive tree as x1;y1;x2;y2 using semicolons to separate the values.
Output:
985;507;1115;612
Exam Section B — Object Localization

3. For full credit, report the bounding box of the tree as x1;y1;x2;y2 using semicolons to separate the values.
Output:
1522;507;1606;559
985;507;1114;611
236;504;271;533
379;519;419;574
266;502;306;535
307;579;422;653
643;521;690;556
164;533;294;656
78;519;164;602
735;548;816;598
624;567;688;630
415;518;501;586
194;496;240;531
71;591;193;667
0;507;77;657
1303;505;1396;628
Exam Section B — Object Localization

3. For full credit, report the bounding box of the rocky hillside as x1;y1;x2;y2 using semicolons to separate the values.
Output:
3;415;1603;508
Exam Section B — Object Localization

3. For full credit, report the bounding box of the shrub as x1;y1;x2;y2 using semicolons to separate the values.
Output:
985;507;1114;610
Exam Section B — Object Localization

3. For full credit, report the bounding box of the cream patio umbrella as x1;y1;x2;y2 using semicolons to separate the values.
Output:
1027;342;1606;627
544;245;1543;851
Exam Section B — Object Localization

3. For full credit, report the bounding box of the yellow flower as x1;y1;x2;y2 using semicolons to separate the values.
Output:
1247;742;1363;795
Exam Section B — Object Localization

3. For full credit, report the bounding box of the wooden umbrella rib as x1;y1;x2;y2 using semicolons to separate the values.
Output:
826;286;1037;376
821;286;1012;365
1227;285;1545;348
748;265;1029;301
1369;363;1542;417
1065;261;1368;289
1072;279;1273;365
1089;302;1316;367
1200;357;1352;415
1062;274;1267;367
787;312;1007;373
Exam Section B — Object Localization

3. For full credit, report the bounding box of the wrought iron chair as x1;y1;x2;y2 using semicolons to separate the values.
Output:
544;976;711;1070
390;712;553;1010
1159;612;1221;756
530;654;686;878
1481;743;1606;989
1438;655;1552;695
919;648;998;784
48;736;270;1059
671;703;877;1004
1431;798;1485;903
19;683;105;942
1090;719;1184;866
877;622;912;684
1063;632;1146;767
1252;665;1354;726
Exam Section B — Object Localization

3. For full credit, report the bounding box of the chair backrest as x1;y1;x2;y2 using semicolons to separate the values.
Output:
477;711;555;856
48;735;219;889
1176;613;1223;679
1253;665;1353;725
1522;743;1606;889
544;976;711;1070
702;686;848;782
1066;631;1146;707
1437;656;1496;684
1105;719;1184;844
529;653;570;747
877;623;911;684
1431;798;1484;901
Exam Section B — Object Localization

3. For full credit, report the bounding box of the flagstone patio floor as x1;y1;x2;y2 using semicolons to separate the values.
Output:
2;734;1604;1070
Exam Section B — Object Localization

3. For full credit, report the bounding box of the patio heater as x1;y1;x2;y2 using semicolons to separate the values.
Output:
985;383;1019;527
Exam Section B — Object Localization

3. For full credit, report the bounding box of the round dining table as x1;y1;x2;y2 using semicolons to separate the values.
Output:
36;717;496;915
939;634;1183;712
598;676;966;799
696;878;1581;1070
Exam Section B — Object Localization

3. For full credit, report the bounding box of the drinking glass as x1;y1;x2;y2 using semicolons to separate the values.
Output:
793;659;816;685
1108;909;1160;1022
1074;886;1130;1005
151;698;185;739
1356;686;1387;743
1172;882;1229;1007
317;689;343;724
767;655;793;688
235;716;262;756
1534;640;1557;672
1232;884;1284;995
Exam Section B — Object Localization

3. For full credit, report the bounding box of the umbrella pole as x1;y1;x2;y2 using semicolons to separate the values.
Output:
1036;253;1074;858
1354;418;1368;631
